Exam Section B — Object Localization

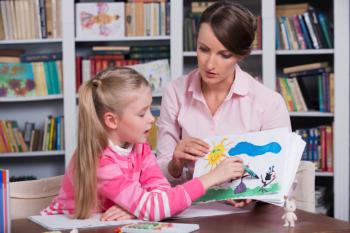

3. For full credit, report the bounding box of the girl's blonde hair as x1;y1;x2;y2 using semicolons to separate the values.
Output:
74;67;149;219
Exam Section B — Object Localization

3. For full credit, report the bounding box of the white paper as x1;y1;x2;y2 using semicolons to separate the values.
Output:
172;202;254;219
193;128;306;205
29;214;139;230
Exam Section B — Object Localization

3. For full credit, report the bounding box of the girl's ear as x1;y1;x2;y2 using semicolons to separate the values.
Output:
103;112;119;130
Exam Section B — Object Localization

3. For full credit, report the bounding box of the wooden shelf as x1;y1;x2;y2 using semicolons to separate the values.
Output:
0;39;62;44
316;171;334;177
276;49;334;55
0;150;65;158
289;111;334;117
0;94;63;103
183;50;263;57
75;36;170;42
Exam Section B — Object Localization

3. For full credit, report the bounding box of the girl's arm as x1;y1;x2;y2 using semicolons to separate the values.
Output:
97;145;205;221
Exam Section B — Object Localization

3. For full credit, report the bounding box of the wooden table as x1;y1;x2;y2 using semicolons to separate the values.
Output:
12;204;350;233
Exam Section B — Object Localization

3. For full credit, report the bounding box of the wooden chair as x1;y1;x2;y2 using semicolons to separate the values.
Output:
10;175;63;219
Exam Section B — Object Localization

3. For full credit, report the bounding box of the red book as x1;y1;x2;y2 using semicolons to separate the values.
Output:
76;56;82;92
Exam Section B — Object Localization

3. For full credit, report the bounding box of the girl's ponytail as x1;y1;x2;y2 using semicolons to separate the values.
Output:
74;78;107;219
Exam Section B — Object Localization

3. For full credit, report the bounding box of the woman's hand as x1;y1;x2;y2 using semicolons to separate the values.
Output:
200;157;244;190
169;137;209;178
225;199;253;208
100;205;136;221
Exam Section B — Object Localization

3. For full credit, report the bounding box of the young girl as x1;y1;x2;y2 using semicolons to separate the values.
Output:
41;67;244;221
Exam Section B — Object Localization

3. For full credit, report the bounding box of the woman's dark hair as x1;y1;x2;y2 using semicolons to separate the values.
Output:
199;1;257;57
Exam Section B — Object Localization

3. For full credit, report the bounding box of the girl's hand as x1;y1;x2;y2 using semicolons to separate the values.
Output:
225;199;253;208
169;137;209;178
100;205;136;221
200;157;244;189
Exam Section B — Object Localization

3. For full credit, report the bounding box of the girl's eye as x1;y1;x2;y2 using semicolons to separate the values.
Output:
139;113;145;117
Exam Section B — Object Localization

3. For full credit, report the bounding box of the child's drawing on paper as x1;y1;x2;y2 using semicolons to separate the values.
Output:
77;3;125;38
128;59;170;95
193;129;290;203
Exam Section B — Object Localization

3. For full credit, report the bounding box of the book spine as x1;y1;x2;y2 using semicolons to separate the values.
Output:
303;12;319;49
317;12;333;48
39;0;47;38
298;14;313;49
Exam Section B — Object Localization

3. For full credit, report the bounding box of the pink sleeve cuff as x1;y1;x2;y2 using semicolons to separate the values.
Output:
181;177;205;202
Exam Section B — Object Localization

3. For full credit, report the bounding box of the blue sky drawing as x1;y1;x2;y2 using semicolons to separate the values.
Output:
228;141;281;157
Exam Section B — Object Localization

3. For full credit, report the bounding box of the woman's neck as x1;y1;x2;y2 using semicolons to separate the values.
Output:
201;70;235;97
201;71;235;116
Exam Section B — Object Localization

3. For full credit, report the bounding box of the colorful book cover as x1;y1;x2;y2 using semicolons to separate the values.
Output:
193;128;305;206
128;59;170;95
0;63;35;97
76;2;125;38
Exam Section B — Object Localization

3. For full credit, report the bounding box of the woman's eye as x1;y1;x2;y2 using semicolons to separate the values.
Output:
199;46;209;52
221;53;232;59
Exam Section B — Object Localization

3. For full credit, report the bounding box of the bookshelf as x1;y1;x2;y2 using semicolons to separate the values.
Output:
171;0;349;221
0;38;65;178
0;0;348;221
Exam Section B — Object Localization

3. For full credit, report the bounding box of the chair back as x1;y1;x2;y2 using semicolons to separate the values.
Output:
294;161;316;212
10;175;63;219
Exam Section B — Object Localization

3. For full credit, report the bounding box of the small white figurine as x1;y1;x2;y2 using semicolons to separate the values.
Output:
70;228;78;233
282;196;297;227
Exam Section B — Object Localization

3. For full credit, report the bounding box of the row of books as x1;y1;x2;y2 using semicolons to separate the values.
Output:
76;1;170;39
125;0;170;37
0;116;64;153
77;57;170;95
0;120;27;153
0;60;63;97
295;125;333;172
277;62;334;112
76;46;171;92
0;0;61;40
0;169;10;233
183;2;262;51
276;3;333;50
30;116;64;152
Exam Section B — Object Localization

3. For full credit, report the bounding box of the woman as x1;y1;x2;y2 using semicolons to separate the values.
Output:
156;2;291;207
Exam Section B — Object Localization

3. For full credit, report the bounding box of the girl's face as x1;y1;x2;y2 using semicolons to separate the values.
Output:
196;23;240;87
110;85;155;147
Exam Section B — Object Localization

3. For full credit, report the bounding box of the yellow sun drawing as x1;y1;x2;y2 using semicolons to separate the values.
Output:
205;138;232;170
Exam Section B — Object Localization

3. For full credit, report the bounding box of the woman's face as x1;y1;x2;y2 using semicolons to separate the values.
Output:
197;23;240;87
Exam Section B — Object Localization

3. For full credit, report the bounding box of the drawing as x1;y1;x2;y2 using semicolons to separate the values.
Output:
0;63;35;97
228;141;281;157
192;129;299;204
76;3;125;38
205;138;231;170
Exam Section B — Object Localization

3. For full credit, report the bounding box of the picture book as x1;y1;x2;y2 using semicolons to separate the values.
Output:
128;59;171;95
193;128;306;206
118;222;199;233
0;169;10;233
76;2;125;38
0;63;35;97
